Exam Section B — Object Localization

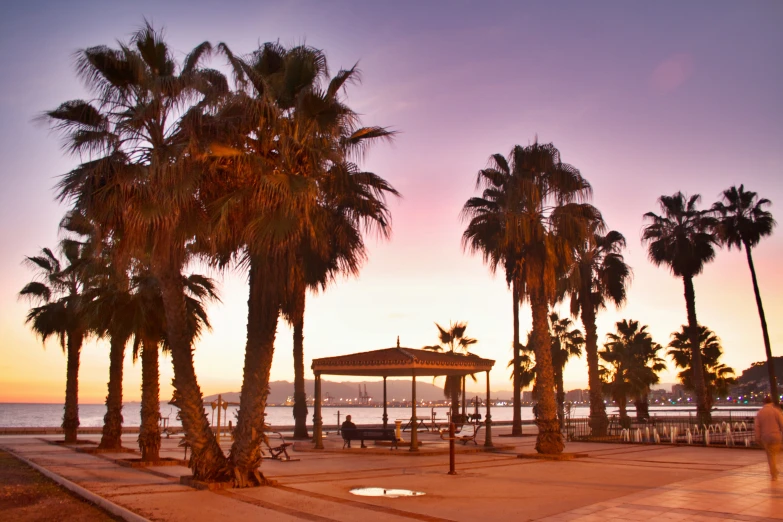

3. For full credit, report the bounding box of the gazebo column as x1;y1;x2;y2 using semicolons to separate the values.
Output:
382;376;388;430
484;370;493;448
462;376;467;417
314;372;323;449
410;372;418;452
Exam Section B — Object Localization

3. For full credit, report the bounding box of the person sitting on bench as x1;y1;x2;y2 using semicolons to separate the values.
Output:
341;415;357;448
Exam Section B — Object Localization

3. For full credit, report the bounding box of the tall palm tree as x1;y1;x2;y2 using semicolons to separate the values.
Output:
549;312;584;429
667;325;737;410
462;156;526;436
205;43;397;485
600;320;665;423
129;271;167;462
61;210;136;452
19;244;92;443
642;192;718;423
89;260;134;451
424;321;478;420
561;225;631;435
472;142;598;454
283;170;396;439
130;270;219;461
713;185;777;403
47;23;231;480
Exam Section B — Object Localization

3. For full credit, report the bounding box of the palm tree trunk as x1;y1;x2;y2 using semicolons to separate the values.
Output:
511;281;522;436
617;394;627;424
555;367;565;431
682;275;710;424
445;377;457;421
744;243;778;404
63;330;82;443
99;333;127;449
530;292;563;455
155;266;229;481
139;339;161;462
292;282;309;439
580;292;608;436
230;257;280;487
634;390;650;420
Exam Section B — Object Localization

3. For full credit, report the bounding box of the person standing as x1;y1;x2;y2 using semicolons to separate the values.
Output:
755;396;783;480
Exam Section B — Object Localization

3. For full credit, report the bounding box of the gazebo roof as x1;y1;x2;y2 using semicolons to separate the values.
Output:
311;347;495;377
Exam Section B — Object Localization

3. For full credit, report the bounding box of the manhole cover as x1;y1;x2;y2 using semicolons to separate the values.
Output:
349;487;425;498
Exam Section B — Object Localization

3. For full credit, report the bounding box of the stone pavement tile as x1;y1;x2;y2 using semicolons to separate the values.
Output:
647;513;692;521
569;515;609;522
223;484;416;522
119;489;305;522
738;500;783;519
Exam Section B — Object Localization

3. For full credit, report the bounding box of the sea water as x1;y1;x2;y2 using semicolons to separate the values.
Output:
0;403;725;428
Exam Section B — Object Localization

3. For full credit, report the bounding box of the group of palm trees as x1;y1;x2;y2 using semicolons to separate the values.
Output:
462;142;776;454
20;23;777;478
20;24;398;485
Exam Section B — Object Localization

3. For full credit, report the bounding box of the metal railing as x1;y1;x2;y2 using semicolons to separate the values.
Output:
566;413;758;448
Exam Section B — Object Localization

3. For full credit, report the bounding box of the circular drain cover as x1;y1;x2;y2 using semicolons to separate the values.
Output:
349;487;425;498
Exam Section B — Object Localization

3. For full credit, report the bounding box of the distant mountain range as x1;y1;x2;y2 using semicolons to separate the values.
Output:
202;358;781;405
204;379;506;405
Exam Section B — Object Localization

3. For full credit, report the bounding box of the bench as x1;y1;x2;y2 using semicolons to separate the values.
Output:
342;428;398;449
458;423;481;445
437;422;482;445
263;431;296;461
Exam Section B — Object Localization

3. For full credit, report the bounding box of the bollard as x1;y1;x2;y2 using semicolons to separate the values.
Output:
448;422;457;475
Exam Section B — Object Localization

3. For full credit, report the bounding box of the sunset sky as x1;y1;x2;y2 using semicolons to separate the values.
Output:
1;1;781;404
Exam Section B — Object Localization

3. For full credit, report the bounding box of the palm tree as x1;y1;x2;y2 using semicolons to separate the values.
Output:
130;270;219;461
47;24;231;480
89;259;134;451
561;225;631;435
667;325;737;410
129;271;167;462
642;192;718;423
283;174;395;439
508;333;536;401
472;142;598;454
204;42;397;485
61;211;136;452
424;321;478;420
713;185;777;403
600;320;665;423
19;244;92;443
549;312;584;429
462;156;526;436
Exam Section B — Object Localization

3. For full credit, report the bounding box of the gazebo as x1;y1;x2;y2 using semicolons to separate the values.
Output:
310;344;495;451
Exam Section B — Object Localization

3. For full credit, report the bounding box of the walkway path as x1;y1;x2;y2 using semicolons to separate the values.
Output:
0;426;779;521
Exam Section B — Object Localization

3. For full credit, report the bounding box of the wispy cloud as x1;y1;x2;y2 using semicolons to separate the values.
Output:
651;53;693;93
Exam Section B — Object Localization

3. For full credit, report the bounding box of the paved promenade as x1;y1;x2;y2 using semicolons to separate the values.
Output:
1;426;780;521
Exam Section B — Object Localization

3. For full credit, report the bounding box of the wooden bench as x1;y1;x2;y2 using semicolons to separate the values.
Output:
342;428;398;449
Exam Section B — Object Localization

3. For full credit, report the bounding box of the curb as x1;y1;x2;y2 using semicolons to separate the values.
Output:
0;445;150;522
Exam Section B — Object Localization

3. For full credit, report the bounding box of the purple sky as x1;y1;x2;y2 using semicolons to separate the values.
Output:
1;1;781;402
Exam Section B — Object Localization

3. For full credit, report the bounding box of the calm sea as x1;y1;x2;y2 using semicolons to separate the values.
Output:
0;403;750;428
0;403;536;428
